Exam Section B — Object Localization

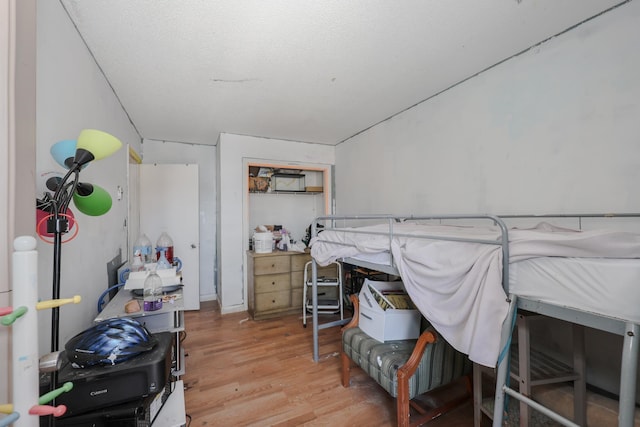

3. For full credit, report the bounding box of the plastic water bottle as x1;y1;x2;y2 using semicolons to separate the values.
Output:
156;232;174;264
133;233;153;264
280;230;289;251
131;253;144;272
143;268;163;312
156;248;172;270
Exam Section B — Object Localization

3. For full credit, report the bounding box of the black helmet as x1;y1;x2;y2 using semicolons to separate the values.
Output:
65;317;157;368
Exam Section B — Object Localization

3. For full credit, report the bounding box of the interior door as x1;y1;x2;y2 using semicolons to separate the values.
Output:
139;164;200;310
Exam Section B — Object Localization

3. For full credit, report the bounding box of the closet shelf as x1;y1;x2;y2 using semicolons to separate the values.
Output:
249;190;323;195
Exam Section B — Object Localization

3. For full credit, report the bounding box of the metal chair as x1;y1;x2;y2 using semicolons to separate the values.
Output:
302;261;343;327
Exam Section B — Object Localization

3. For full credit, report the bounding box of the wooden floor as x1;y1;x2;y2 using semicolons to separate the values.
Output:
181;301;480;426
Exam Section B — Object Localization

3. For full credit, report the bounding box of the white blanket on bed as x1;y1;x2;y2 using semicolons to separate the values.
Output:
311;222;640;367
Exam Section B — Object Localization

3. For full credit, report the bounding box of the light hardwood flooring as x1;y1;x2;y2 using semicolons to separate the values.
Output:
181;301;479;426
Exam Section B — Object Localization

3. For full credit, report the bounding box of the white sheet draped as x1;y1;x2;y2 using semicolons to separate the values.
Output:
310;222;640;367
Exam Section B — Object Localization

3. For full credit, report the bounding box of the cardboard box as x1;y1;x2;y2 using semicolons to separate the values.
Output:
249;176;269;192
358;279;421;342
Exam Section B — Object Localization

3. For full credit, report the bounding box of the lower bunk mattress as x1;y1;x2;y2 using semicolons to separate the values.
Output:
509;256;640;324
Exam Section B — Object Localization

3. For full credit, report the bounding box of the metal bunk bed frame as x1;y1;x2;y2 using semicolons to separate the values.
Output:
308;213;510;363
308;212;640;427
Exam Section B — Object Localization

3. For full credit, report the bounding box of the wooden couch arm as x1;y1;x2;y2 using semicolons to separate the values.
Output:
397;329;438;427
398;329;437;381
342;294;360;331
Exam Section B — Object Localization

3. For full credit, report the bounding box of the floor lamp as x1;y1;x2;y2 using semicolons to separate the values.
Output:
38;129;122;354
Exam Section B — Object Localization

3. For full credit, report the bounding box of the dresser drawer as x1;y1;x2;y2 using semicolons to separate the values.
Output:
253;255;290;275
255;290;291;312
291;253;312;271
291;271;304;290
254;273;290;293
291;288;303;309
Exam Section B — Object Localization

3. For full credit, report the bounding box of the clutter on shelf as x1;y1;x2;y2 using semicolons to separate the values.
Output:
252;224;305;253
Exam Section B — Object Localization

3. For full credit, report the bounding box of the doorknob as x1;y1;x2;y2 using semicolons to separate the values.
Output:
191;244;196;249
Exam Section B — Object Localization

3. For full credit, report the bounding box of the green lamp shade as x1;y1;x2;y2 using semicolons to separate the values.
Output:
73;183;112;216
74;129;123;167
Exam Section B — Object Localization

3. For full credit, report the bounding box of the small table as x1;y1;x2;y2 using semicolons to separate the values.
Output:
94;287;186;377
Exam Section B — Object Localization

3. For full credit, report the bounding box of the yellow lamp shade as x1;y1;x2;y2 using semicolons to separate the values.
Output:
73;129;122;167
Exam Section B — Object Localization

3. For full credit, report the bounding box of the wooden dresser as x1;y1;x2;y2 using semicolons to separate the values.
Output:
247;250;334;320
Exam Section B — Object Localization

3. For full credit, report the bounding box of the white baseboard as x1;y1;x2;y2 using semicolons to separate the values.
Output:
220;304;247;315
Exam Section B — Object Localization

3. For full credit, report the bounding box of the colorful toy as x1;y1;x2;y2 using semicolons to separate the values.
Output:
1;306;28;326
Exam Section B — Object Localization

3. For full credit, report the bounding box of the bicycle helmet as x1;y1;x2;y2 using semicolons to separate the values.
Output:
65;317;158;368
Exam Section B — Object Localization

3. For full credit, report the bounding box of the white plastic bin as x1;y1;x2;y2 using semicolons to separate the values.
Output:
253;232;274;253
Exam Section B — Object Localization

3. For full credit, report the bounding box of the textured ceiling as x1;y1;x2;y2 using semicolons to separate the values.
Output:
60;0;623;146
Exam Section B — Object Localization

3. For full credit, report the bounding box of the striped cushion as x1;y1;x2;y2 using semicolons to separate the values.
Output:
343;326;472;399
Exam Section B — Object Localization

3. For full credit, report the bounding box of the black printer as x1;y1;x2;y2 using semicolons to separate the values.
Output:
52;331;174;418
53;384;173;427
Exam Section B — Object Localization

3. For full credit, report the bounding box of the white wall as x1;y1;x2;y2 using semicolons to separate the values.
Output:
36;0;140;352
335;1;640;399
217;133;334;313
336;2;640;217
141;139;217;301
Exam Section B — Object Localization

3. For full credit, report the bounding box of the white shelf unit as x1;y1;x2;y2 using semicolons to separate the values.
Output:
95;288;186;378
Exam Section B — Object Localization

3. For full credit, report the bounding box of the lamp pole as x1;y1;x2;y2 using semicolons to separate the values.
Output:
47;167;79;353
50;202;65;353
44;167;80;427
